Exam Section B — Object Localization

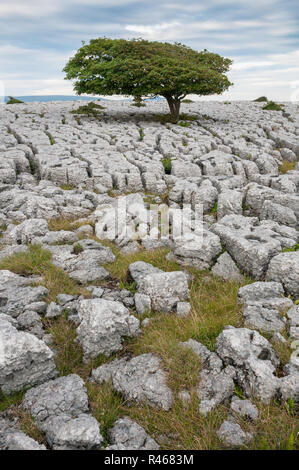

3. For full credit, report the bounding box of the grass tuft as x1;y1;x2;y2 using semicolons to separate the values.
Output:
279;160;296;174
0;244;88;302
262;101;283;111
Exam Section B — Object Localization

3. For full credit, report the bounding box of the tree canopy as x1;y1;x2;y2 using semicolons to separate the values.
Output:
63;38;233;121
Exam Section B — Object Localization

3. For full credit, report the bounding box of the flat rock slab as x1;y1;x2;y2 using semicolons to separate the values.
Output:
0;317;56;394
91;353;173;411
77;298;140;360
22;374;89;423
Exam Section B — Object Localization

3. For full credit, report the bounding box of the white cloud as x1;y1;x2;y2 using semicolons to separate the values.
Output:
1;78;74;96
0;1;60;17
0;0;141;17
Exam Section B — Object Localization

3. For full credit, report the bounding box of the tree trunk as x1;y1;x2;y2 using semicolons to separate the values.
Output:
165;96;181;122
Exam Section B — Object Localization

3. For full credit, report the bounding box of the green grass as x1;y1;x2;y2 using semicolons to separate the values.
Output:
0;244;88;302
279;160;296;174
282;244;299;253
0;234;297;449
262;101;283;111
178;121;190;127
70;102;105;118
138;128;145;141
47;216;94;232
161;157;172;175
0;389;26;412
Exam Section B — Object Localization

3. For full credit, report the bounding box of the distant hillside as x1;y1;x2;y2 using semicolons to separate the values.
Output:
2;95;163;103
3;95;106;103
0;95;163;103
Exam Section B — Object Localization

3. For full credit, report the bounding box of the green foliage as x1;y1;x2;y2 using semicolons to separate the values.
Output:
233;386;245;400
0;244;86;303
262;101;283;111
282;244;299;253
6;96;24;104
64;38;232;121
211;202;218;213
73;242;84;255
138;128;145;141
254;96;268;102
132;95;146;107
182;99;194;103
70;101;105;118
285;433;295;450
0;389;26;411
161;157;172;175
119;280;137;295
285;396;296;416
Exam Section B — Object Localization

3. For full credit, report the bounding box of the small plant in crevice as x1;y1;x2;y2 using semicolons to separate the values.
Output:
279;160;296;174
72;242;84;255
282;244;299;253
161;157;172;175
138;128;145;141
70;102;105;119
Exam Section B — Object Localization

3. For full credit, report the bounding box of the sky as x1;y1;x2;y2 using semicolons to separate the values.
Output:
0;0;299;101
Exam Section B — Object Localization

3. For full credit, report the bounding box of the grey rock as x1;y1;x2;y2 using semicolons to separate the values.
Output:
129;261;189;312
171;230;222;270
176;301;191;317
22;374;89;424
0;270;48;319
3;218;48;245
266;252;299;298
260;200;297;228
48;244;111;284
45;302;62;319
91;353;173;410
42;413;103;450
217;420;253;447
287;305;299;340
0;318;56;393
134;293;151;315
217;190;243;220
0;431;46;450
76;299;140;360
180;339;235;414
107;417;159;450
230;396;259;421
17;310;44;339
238;281;293;333
211;215;282;279
216;327;280;402
211;252;243;282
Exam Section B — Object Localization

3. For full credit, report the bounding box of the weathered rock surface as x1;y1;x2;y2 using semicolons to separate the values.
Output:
266;252;299;298
217;419;253;447
216;327;280;402
211;252;243;281
107;417;159;450
22;374;89;423
129;261;190;312
42;413;103;450
238;281;293;333
1;99;299;450
91;353;173;410
76;299;140;360
0;317;57;393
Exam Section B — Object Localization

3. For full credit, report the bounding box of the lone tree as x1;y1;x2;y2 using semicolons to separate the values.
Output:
63;38;233;122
